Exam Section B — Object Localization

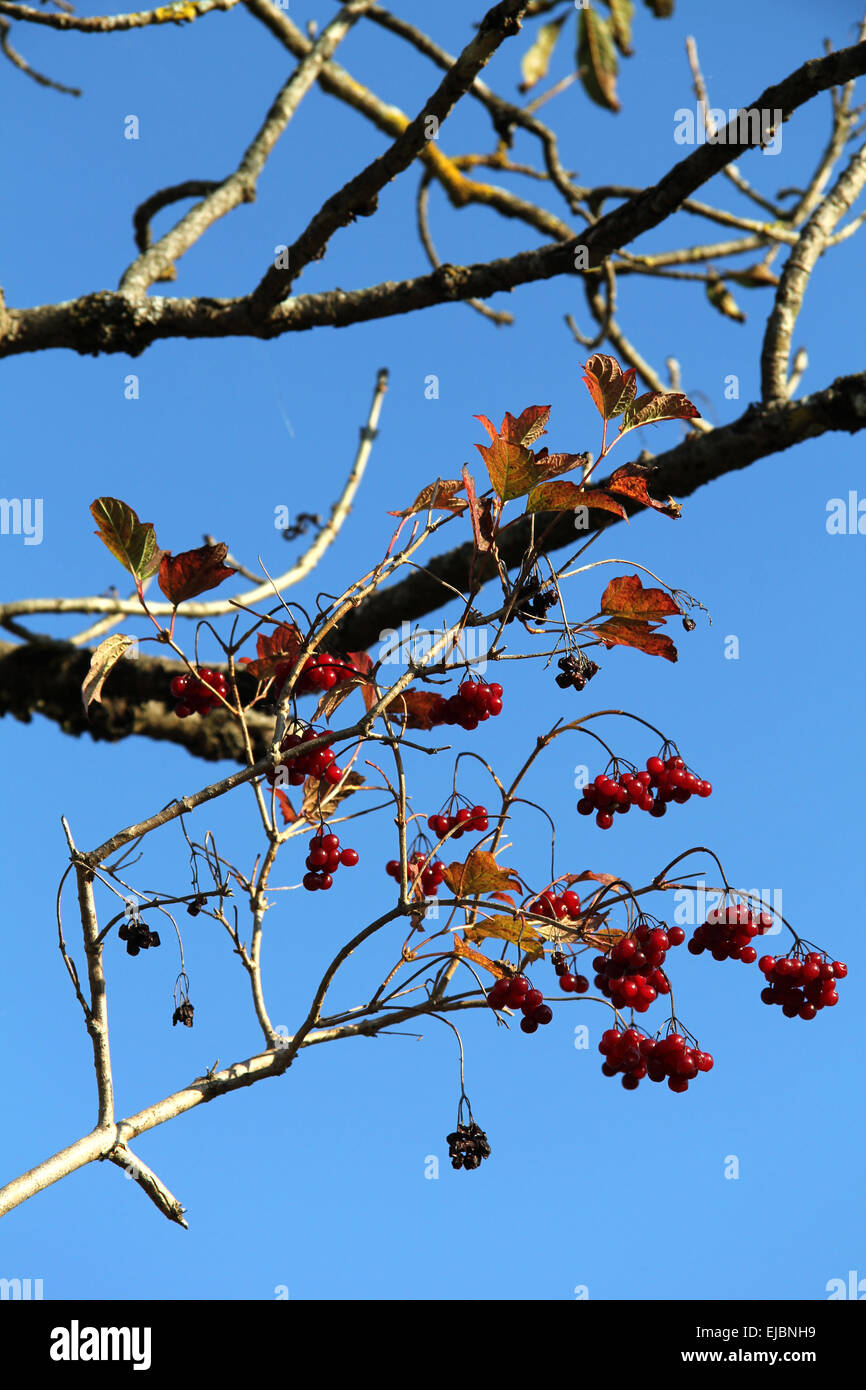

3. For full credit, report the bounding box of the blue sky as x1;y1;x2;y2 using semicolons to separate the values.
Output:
0;0;863;1300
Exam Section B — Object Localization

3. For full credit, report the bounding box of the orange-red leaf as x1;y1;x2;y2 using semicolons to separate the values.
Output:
601;573;680;622
581;355;636;420
588;617;678;662
275;789;298;825
442;850;523;898
240;622;303;680
463;915;545;962
158;542;236;606
380;689;443;731
620;391;701;432
450;935;510;979
606;463;682;518
525;479;626;518
499;405;551;446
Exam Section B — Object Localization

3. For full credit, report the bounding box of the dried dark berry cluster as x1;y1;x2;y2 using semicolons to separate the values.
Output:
446;1121;491;1171
118;920;161;956
186;894;207;917
172;1001;194;1028
555;652;600;692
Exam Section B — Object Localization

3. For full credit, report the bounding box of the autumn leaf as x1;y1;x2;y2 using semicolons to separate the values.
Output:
603;0;635;55
442;850;523;898
643;0;674;15
450;935;510;979
581;355;636;419
158;542;236;606
577;7;620;112
90;498;164;584
388;479;469;518
81;634;136;714
379;689;444;731
706;273;746;323
588;617;678;662
462;465;497;556
618;391;701;435
474;436;546;502
606;463;682;518
275;789;298;825
519;16;567;92
474;408;585;502
239;622;303;680
601;573;680;622
300;769;365;821
463;915;546;962
525;479;625;519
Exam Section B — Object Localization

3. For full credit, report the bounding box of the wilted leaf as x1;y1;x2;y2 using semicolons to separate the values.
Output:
533;448;589;479
577;6;620;112
588;617;678;662
601;573;680;621
463;915;546;962
620;391;701;433
602;0;635;55
442;850;523;898
300;769;365;821
158;542;236;606
725;263;779;289
606;463;682;518
706;274;746;322
525;479;626;518
643;0;673;14
90;498;164;583
462;465;497;556
240;622;303;680
82;634;136;713
581;355;636;419
584;924;627;952
519;16;567;92
312;675;370;723
388;479;469;517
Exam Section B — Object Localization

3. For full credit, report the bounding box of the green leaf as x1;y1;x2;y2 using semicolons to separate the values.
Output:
90;498;164;583
577;5;620;112
602;0;635;55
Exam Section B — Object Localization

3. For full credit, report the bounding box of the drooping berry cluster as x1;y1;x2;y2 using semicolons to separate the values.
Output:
171;668;228;718
758;953;847;1019
592;921;685;1011
266;726;345;787
408;680;503;731
486;974;554;1033
303;831;359;892
599;1027;714;1092
555;652;600;692
552;949;589;994
427;804;489;839
528;888;582;921
118;919;161;956
688;904;774;964
446;1121;491;1171
172;1001;195;1028
386;851;446;896
275;652;359;695
577;754;712;829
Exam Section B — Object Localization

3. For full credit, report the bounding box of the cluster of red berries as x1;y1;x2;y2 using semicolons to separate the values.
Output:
266;726;345;787
552;949;589;994
759;953;847;1020
528;888;583;921
427;804;489;839
170;668;228;718
408;680;503;731
275;652;359;695
486;974;554;1033
302;831;359;892
599;1027;714;1092
577;755;711;829
592;922;685;1011
688;904;774;964
385;851;446;896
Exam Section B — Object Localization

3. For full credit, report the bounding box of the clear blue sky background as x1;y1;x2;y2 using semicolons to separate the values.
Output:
1;0;863;1300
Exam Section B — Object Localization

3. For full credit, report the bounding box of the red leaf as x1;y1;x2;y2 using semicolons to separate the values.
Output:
581;355;636;420
606;463;682;518
157;542;236;606
588;617;678;662
380;689;443;731
499;405;550;446
620;391;701;433
240;622;303;680
600;574;680;622
525;479;626;519
275;789;298;824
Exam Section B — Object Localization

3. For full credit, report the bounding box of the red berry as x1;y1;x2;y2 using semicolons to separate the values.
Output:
339;848;359;867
